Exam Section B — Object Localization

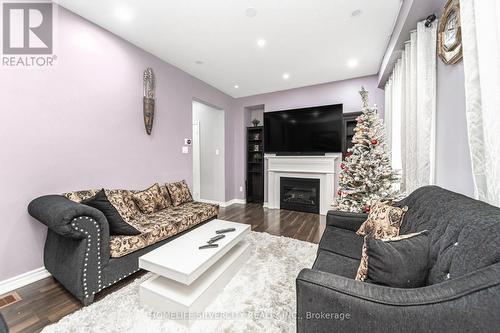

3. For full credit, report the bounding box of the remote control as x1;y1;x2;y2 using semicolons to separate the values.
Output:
199;244;219;249
215;228;236;234
207;234;226;244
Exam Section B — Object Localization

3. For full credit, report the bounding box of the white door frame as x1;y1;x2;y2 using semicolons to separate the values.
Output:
192;121;201;201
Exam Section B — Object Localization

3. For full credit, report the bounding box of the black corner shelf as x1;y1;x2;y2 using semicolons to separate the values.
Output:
246;126;264;203
342;111;363;158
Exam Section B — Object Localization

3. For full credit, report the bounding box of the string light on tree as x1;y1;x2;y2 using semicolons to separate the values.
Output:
332;87;400;213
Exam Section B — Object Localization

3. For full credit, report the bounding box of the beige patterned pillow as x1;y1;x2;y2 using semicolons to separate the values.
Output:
132;183;170;214
104;189;140;223
355;202;408;281
166;180;193;207
63;189;99;203
159;185;172;206
356;201;408;238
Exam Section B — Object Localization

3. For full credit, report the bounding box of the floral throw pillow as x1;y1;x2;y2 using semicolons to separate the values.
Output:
132;183;170;214
166;180;193;207
159;184;172;206
355;201;408;281
104;189;140;223
63;189;99;203
356;201;408;238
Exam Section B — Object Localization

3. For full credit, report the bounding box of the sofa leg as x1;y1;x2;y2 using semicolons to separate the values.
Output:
82;295;95;306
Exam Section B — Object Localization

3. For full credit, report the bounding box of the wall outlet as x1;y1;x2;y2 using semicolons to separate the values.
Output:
182;146;189;154
239;186;243;192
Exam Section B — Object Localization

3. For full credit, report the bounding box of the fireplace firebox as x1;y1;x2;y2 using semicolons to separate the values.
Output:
280;177;320;214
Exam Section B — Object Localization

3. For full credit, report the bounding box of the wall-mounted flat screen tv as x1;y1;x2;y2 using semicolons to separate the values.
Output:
264;104;343;154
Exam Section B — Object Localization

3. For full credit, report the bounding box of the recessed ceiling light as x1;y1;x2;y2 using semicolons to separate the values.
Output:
113;6;134;22
245;7;258;18
282;73;290;80
195;60;204;65
257;38;267;47
234;85;239;89
347;58;359;68
351;9;362;17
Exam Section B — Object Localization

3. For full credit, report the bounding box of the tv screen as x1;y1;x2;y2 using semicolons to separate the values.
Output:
264;104;343;154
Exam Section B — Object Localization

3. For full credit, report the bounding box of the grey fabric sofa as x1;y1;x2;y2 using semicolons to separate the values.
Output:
28;195;217;305
297;186;500;332
0;313;8;333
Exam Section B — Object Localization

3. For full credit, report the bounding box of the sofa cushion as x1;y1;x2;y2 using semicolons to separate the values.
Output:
395;186;500;285
159;185;172;206
356;201;408;238
319;226;364;260
82;189;140;236
169;201;219;232
166;180;193;206
132;183;170;214
105;189;141;223
109;201;218;257
364;230;430;288
312;250;360;278
355;202;408;281
63;189;99;203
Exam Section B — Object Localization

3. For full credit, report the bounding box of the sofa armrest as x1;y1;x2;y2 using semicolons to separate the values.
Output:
0;313;7;333
296;264;500;333
29;195;112;303
326;210;368;232
28;195;107;239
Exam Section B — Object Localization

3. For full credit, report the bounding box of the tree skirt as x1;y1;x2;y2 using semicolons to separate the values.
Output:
42;232;318;333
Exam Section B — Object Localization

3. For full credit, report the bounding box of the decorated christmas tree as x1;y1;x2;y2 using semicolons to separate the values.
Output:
332;87;400;213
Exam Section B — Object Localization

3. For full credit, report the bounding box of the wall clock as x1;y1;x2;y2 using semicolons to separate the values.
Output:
438;0;463;64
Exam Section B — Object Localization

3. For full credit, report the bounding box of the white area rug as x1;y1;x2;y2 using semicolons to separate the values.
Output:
42;231;318;333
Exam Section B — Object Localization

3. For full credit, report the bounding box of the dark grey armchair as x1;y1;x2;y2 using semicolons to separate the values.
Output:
296;186;500;332
0;313;8;333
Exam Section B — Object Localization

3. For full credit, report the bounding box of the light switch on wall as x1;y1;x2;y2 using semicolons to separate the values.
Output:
239;186;243;192
215;149;220;155
182;146;189;154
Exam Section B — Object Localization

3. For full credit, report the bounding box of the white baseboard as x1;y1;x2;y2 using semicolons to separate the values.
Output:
223;199;246;207
197;198;224;206
263;202;269;208
0;267;51;295
197;198;246;208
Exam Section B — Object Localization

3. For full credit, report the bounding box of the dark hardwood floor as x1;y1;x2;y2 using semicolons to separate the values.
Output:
0;203;325;333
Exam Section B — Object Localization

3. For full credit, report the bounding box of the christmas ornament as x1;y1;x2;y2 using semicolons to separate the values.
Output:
332;86;401;213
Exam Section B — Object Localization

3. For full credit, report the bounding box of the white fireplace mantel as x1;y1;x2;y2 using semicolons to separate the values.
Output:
264;154;341;215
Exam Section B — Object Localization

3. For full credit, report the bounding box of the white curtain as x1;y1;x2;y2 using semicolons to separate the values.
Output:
385;21;437;194
461;0;500;206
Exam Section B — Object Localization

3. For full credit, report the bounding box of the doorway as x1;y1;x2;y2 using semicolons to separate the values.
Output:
192;100;225;204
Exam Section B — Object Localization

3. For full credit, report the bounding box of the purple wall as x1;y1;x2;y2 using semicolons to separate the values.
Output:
0;8;234;281
229;75;384;200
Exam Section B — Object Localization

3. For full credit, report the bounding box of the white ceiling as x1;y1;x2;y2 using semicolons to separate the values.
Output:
54;0;402;98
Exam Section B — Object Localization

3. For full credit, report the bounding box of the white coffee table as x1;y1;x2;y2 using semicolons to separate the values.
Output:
138;219;251;321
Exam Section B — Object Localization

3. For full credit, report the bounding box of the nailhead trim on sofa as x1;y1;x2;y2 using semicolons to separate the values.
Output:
70;216;140;301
